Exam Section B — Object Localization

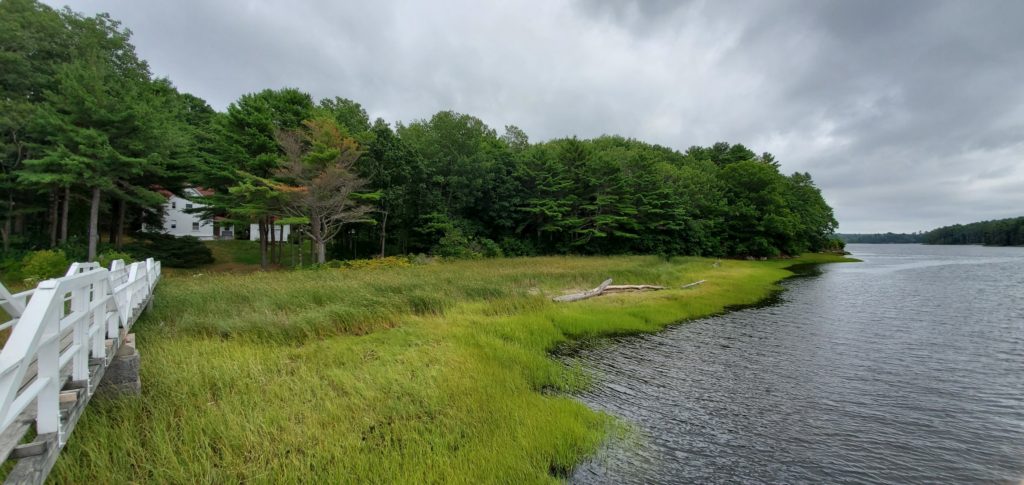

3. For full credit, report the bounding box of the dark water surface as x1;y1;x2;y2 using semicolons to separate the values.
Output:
568;244;1024;484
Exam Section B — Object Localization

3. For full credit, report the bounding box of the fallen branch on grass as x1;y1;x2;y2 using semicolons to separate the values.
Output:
552;278;708;302
552;278;613;302
603;284;666;293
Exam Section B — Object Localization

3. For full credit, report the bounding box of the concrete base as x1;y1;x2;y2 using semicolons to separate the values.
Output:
97;334;141;398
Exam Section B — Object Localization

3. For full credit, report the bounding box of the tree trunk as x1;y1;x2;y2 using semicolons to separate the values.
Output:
258;217;269;270
88;187;101;261
49;188;59;247
379;209;388;258
291;230;297;267
269;218;277;264
1;214;9;253
59;186;69;244
310;214;325;264
115;199;126;248
108;198;119;244
2;196;18;251
278;224;285;264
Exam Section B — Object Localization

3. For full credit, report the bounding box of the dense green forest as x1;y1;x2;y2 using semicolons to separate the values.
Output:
922;217;1024;246
1;0;840;269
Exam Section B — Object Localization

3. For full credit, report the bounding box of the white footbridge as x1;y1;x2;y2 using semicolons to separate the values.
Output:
0;258;161;484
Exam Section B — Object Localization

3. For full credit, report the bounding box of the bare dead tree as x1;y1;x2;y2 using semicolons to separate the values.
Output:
276;119;373;264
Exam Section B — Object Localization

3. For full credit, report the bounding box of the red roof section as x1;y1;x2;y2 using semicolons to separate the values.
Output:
151;186;214;199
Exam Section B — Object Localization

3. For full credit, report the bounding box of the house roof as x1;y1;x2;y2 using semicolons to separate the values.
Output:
153;186;214;199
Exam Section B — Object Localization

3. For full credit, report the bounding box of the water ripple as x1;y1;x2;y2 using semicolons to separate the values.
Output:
568;244;1024;484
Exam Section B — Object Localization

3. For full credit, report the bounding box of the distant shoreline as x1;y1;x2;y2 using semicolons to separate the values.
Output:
845;242;1024;247
838;215;1023;246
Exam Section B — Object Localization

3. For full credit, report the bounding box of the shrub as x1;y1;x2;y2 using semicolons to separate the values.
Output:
734;237;779;258
123;233;214;268
825;237;846;252
498;237;536;257
98;250;134;268
476;238;504;258
53;238;88;263
21;249;69;282
411;253;434;265
0;252;26;283
432;229;504;259
433;229;480;259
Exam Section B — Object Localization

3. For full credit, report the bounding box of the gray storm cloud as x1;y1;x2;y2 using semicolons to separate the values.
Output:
43;0;1024;232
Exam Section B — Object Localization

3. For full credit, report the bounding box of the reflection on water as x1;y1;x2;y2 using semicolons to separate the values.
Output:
568;244;1024;484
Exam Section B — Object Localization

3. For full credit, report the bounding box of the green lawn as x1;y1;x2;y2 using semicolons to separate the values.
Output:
47;254;854;483
200;239;304;271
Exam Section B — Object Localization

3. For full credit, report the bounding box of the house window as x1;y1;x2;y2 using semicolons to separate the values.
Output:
192;222;200;231
170;222;177;229
186;203;193;209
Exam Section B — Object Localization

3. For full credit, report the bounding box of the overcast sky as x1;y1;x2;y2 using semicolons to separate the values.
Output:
43;0;1024;233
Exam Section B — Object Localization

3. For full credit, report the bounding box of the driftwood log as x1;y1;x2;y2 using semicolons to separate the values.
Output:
553;278;708;302
602;284;665;294
552;278;613;302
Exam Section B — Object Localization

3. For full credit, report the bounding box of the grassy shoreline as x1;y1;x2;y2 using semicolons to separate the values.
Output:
46;254;854;483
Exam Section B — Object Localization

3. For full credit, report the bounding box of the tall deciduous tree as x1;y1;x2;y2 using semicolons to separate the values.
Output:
358;118;417;256
215;88;313;268
276;118;372;264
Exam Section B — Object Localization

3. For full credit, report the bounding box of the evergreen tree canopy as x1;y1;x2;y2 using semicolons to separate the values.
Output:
2;0;844;262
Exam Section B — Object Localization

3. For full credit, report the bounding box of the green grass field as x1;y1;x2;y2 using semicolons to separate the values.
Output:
46;253;853;483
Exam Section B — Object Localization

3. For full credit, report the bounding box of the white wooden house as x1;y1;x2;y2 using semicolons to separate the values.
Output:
152;187;233;240
249;221;292;241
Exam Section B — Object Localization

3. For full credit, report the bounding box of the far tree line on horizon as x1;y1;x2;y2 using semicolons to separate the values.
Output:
839;216;1024;246
0;0;841;269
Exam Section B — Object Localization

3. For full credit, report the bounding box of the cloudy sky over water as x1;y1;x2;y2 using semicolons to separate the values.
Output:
44;0;1024;233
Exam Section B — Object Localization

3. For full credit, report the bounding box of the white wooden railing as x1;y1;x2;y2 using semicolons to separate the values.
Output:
0;286;33;335
0;258;160;483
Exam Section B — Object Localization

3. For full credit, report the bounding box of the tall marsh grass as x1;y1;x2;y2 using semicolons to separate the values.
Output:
46;254;853;483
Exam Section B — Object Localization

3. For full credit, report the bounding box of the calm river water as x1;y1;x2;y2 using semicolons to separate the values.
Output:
568;244;1024;484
